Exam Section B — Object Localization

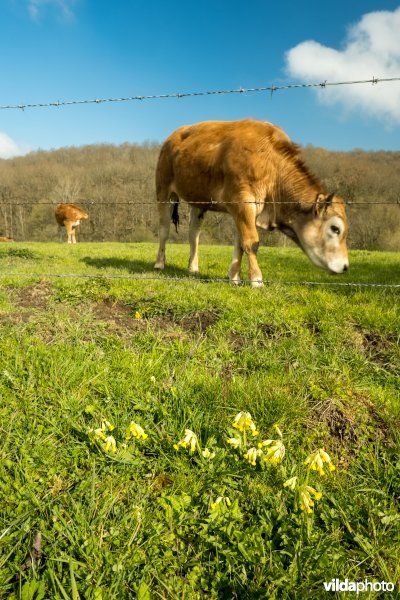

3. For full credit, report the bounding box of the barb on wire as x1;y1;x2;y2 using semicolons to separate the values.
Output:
1;77;399;111
0;271;399;288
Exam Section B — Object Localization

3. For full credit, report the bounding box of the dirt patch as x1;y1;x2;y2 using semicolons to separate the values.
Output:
12;279;53;311
229;332;250;350
178;309;219;333
0;311;33;325
0;280;53;324
92;298;147;332
353;325;399;372
92;300;219;338
304;321;322;336
309;393;396;463
259;323;293;340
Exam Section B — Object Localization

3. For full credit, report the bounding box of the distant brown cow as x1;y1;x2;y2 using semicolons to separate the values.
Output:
55;203;88;243
154;119;349;286
0;236;14;242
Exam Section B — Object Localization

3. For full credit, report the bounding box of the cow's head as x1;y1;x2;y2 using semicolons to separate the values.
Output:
281;193;349;274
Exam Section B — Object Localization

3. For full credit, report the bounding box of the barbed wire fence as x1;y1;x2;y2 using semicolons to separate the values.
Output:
1;76;399;111
1;76;400;288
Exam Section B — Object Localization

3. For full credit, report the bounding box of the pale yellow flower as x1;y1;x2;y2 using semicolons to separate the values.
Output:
283;476;298;490
299;485;322;513
91;427;107;441
89;420;115;442
304;449;335;476
210;496;231;511
273;423;283;438
232;411;258;436
258;438;273;448
243;447;262;466
263;439;285;465
227;437;242;448
100;420;114;432
202;448;216;459
174;429;198;453
103;435;117;455
126;421;148;441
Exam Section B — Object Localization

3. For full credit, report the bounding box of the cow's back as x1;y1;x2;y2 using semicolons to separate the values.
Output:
55;203;88;225
156;119;292;203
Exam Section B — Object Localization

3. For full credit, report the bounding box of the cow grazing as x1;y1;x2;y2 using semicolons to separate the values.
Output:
154;119;349;286
55;203;88;243
0;236;14;242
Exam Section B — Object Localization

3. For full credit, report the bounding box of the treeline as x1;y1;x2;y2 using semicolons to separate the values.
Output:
0;142;399;250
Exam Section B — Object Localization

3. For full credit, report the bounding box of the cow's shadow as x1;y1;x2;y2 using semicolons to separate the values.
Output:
81;256;192;279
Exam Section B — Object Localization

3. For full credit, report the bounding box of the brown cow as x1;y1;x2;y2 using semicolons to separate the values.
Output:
55;203;88;243
154;119;349;286
0;236;14;242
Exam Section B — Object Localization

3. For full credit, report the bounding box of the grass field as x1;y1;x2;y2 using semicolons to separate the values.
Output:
0;242;399;599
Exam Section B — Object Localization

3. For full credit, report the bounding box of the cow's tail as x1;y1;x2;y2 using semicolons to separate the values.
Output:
170;193;180;233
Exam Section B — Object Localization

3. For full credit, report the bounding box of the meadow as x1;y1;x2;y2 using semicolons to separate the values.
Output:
0;242;399;599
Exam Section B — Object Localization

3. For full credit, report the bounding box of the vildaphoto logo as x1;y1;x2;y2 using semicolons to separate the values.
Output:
323;579;395;594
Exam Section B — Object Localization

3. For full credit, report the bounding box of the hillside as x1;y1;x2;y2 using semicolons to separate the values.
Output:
0;143;400;250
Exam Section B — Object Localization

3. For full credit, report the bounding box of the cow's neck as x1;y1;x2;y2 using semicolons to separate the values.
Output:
275;168;321;218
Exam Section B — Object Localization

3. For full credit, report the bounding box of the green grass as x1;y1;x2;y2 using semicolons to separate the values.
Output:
0;243;399;599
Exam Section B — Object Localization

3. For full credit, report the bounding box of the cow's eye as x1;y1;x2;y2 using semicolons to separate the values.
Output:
330;225;340;235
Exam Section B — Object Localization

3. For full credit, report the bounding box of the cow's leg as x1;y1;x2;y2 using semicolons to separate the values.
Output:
230;200;263;287
228;228;243;284
188;206;204;273
155;192;172;270
65;221;74;244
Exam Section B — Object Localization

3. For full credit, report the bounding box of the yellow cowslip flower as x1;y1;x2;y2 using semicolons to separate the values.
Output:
89;419;114;438
273;423;283;438
258;438;273;448
101;420;114;432
283;476;298;490
126;421;148;441
232;411;259;436
227;437;242;448
134;311;142;320
202;448;216;459
91;427;107;441
243;447;262;466
304;449;335;476
299;485;322;513
210;496;231;511
174;429;198;453
263;439;285;465
103;435;117;455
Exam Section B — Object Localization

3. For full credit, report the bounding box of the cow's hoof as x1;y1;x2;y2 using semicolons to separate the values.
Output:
229;278;241;286
250;279;264;288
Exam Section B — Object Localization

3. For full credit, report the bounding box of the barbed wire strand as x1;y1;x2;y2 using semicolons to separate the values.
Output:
1;199;400;207
0;271;398;288
1;77;399;111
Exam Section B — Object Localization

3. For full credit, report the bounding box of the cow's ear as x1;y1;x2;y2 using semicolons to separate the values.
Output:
326;192;335;206
313;193;334;216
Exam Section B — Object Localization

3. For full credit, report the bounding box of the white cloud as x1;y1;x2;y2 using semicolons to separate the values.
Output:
28;0;76;22
0;133;31;159
285;8;400;124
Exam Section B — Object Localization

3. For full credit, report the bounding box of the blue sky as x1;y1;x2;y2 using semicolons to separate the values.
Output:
1;0;400;157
